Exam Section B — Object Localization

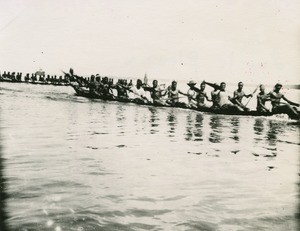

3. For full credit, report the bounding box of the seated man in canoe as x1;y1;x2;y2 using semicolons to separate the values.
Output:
205;82;243;112
269;83;299;119
144;80;167;106
114;79;130;102
124;79;149;104
203;81;221;109
185;81;198;108
193;81;212;109
165;81;187;107
231;82;253;111
96;76;115;100
88;75;97;94
256;84;270;112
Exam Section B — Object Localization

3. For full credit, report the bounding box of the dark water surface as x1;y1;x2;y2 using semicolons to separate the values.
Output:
0;83;299;231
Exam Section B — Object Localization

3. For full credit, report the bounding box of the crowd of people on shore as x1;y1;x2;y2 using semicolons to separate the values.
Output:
68;71;300;120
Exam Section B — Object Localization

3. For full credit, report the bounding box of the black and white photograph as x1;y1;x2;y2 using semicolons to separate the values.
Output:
0;0;299;230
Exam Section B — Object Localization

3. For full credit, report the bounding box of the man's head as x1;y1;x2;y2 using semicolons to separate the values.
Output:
153;80;158;88
259;84;265;92
102;77;108;84
200;82;206;90
137;79;143;87
187;80;196;88
274;83;282;91
238;82;244;90
171;80;177;88
220;82;226;91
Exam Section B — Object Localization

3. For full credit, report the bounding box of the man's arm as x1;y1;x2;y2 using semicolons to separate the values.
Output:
179;90;187;96
245;92;253;98
192;86;201;93
205;93;212;102
257;95;270;112
282;95;300;107
204;81;221;90
143;86;153;92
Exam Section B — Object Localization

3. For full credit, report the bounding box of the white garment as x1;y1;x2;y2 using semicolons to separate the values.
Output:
187;89;196;104
218;91;231;106
130;86;146;99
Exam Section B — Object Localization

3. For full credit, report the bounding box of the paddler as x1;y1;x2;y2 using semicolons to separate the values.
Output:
269;83;299;119
24;73;30;82
88;75;97;94
203;81;221;109
128;79;149;103
185;81;198;108
217;82;243;111
231;82;253;111
166;80;187;107
115;79;129;100
144;80;167;106
193;81;211;109
256;84;270;112
98;77;115;99
31;73;36;82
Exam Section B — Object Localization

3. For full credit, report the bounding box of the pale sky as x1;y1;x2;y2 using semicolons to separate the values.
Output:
0;0;299;84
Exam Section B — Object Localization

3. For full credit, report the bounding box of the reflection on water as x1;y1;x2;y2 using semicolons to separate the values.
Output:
148;107;159;134
209;116;223;143
185;112;193;141
0;83;299;230
194;114;204;141
266;120;287;150
167;109;177;137
230;117;240;142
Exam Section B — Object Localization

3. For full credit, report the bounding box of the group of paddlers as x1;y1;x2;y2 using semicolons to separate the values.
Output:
67;71;300;120
0;71;69;85
1;69;299;119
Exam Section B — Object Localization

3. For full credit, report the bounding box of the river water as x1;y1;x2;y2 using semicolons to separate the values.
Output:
0;82;299;231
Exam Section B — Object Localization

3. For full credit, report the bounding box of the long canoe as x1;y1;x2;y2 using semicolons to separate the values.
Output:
71;85;279;118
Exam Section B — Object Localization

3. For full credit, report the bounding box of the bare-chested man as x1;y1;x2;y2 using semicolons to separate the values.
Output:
269;83;299;119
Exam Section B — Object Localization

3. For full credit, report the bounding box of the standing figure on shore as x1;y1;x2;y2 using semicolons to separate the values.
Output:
256;84;270;112
144;80;167;106
231;82;253;111
269;83;299;119
166;81;186;107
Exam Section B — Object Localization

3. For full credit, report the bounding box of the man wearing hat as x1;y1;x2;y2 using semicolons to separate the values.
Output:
186;80;198;108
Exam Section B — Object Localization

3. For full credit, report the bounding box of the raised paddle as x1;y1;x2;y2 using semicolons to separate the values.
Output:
203;81;221;90
245;85;259;107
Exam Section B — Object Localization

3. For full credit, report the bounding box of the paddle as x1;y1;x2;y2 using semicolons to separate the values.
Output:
203;81;221;90
245;85;259;107
119;84;150;103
